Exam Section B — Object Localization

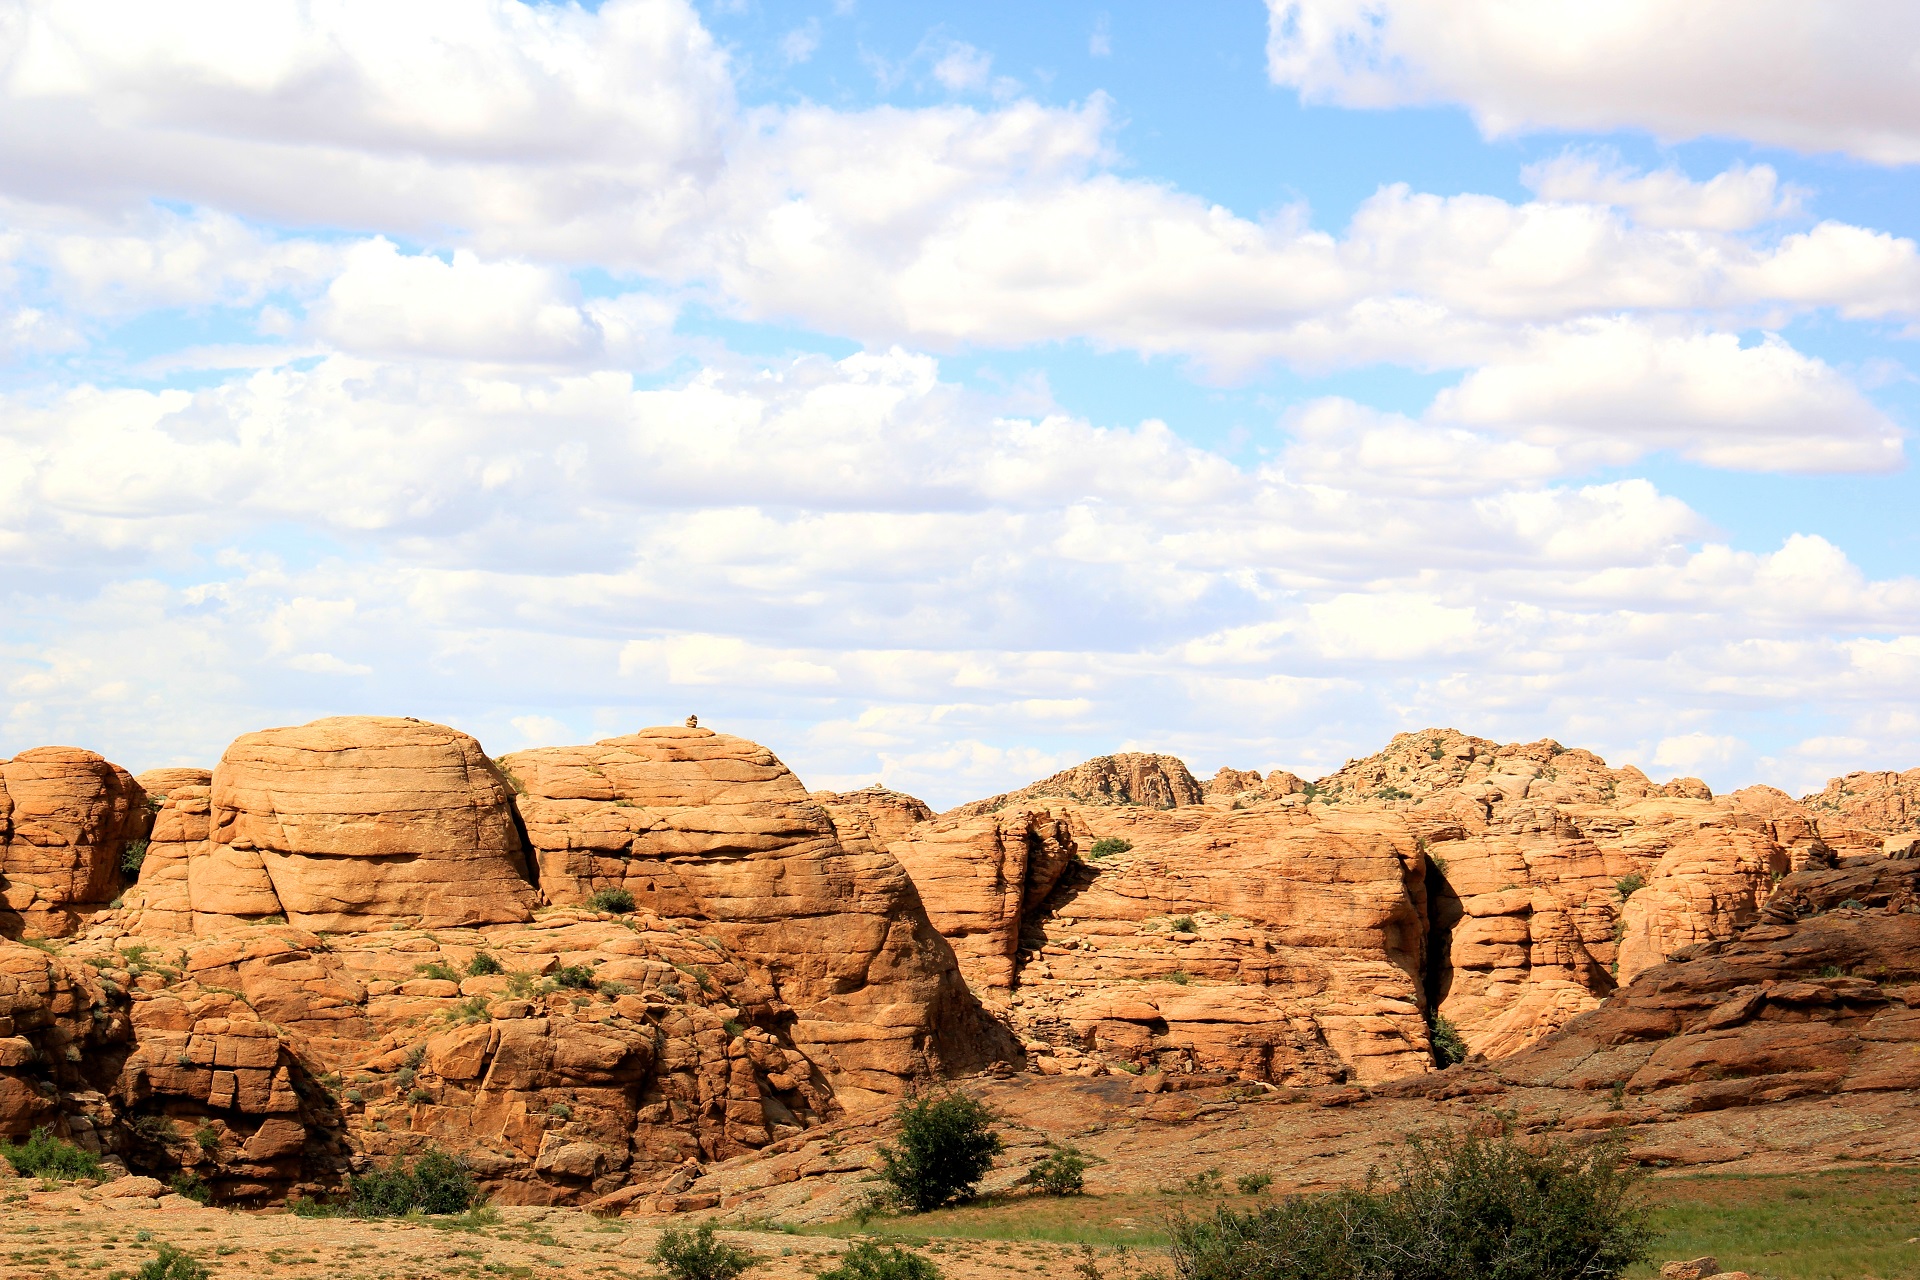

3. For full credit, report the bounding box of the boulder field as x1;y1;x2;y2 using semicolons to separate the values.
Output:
0;716;1913;1211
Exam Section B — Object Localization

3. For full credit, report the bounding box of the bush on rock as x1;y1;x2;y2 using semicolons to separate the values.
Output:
877;1091;1004;1212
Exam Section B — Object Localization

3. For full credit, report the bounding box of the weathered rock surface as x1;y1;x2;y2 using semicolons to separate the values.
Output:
503;727;1005;1101
857;793;1435;1086
125;770;212;937
871;809;1076;992
944;753;1204;820
1802;767;1920;856
203;717;536;932
809;786;932;849
0;748;147;937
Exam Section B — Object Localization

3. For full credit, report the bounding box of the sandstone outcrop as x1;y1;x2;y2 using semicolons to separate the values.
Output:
944;752;1204;820
0;747;147;937
1803;766;1920;855
502;727;1003;1101
855;789;1435;1085
809;786;932;849
125;769;212;936
873;809;1075;991
202;717;536;932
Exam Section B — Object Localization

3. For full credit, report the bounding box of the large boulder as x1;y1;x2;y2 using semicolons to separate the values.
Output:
199;717;536;932
502;726;1004;1102
0;747;146;937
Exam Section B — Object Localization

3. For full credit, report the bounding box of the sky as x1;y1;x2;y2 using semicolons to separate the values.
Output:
3;0;1920;808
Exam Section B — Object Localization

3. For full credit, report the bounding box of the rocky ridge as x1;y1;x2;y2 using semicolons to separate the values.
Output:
1;716;1917;1216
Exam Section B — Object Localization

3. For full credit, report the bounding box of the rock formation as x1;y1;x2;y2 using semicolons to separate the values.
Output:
0;747;147;937
1802;767;1920;855
501;726;1003;1101
4;713;1919;1216
944;752;1205;820
203;717;536;932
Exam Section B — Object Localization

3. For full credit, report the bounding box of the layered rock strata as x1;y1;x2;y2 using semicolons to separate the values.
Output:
502;727;1004;1101
203;717;537;931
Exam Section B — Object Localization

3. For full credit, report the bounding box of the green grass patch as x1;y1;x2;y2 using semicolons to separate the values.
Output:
793;1165;1920;1276
1630;1166;1920;1279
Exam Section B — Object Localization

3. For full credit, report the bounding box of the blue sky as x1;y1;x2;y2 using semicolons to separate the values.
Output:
3;0;1919;806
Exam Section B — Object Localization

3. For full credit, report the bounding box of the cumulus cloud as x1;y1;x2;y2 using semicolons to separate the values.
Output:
1521;155;1803;231
3;345;1917;804
1265;0;1920;163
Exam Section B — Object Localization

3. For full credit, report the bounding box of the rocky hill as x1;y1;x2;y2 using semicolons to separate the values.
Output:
1;717;1916;1216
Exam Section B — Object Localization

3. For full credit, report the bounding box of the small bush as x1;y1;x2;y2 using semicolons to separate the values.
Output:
1165;970;1191;986
549;1101;572;1120
819;1241;941;1280
169;1171;212;1204
121;838;150;877
1236;1172;1273;1195
1167;1127;1651;1280
466;951;504;977
554;964;598;990
723;1018;746;1038
1170;915;1196;933
342;1148;478;1217
1022;1145;1088;1196
1429;1014;1469;1068
877;1092;1005;1212
1615;873;1647;901
650;1222;759;1280
414;960;460;983
135;1243;210;1280
1;1127;103;1180
1088;837;1133;859
587;886;637;914
195;1125;220;1154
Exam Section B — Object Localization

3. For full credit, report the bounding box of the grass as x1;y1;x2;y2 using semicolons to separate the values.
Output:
1627;1166;1920;1279
791;1165;1920;1277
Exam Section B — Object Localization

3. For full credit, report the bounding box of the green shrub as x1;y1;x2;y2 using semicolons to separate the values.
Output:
169;1171;212;1204
877;1092;1005;1212
466;951;504;977
414;960;460;982
121;838;150;877
341;1148;478;1217
819;1241;941;1280
1165;970;1191;986
1429;1014;1469;1068
135;1243;209;1280
1088;837;1133;859
1615;873;1647;901
1170;915;1196;933
649;1222;759;1280
554;964;598;990
1;1127;103;1180
1022;1145;1088;1196
1167;1128;1651;1280
1236;1172;1273;1195
194;1125;220;1154
586;886;636;914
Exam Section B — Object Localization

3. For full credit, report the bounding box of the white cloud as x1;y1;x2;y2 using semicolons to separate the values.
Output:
309;240;601;363
1265;0;1920;163
4;344;1915;805
1521;155;1802;231
1651;731;1740;775
780;19;821;65
931;42;993;93
1429;321;1905;473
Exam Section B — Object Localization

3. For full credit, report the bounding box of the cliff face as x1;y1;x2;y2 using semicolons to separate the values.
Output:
1;718;1001;1207
3;715;1915;1213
